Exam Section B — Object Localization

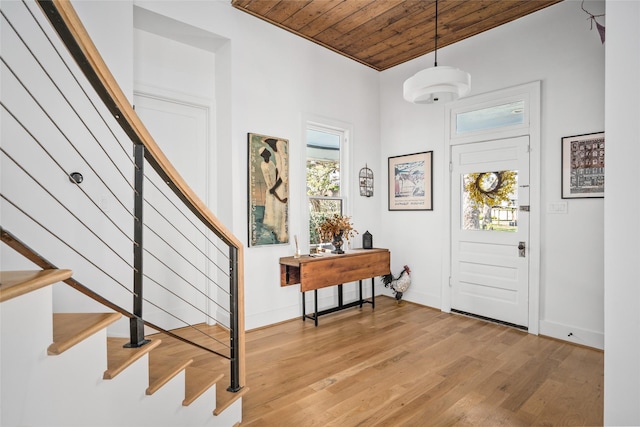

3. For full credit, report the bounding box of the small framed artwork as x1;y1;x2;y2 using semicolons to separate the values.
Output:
248;133;289;246
561;132;605;199
388;151;433;211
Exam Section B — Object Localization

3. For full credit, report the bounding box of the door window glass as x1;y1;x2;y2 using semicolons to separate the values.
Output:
462;170;518;231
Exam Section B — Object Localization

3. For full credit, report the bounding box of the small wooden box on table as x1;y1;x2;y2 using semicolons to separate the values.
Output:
279;248;390;326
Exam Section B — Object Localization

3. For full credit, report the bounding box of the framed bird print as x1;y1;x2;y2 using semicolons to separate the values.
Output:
388;151;433;211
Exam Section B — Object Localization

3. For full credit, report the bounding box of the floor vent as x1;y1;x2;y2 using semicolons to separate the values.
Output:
450;309;528;331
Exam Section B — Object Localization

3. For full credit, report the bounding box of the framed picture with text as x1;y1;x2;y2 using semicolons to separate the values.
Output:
388;151;433;211
562;132;605;199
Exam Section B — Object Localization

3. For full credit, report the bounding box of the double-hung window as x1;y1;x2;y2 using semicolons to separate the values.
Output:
306;125;345;251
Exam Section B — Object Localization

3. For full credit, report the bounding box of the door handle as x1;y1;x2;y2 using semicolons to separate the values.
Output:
518;241;526;257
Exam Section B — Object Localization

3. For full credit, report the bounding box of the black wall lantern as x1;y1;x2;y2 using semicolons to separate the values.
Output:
359;164;373;197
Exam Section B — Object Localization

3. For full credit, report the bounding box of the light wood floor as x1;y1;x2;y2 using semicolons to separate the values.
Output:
240;296;603;426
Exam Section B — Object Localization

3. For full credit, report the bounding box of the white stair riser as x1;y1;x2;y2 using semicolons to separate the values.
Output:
1;287;54;427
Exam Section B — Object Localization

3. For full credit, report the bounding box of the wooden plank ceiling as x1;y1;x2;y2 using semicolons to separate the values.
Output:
231;0;563;71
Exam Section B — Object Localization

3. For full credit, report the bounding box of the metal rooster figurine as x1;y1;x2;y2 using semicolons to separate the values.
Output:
381;265;411;302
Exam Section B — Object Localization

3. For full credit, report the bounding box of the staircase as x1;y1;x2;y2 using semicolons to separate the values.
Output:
2;1;247;423
0;269;246;427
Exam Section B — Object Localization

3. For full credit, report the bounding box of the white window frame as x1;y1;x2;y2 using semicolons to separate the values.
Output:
300;114;352;252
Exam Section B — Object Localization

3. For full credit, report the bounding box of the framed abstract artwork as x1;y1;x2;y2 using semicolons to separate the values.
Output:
248;133;289;246
561;132;605;199
388;151;433;211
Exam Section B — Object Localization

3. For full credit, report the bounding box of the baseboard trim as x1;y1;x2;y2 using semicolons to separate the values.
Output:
539;319;604;350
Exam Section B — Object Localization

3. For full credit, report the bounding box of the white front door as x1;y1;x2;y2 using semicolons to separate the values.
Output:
451;136;530;327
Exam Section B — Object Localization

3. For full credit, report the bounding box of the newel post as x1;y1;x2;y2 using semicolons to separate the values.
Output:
228;245;241;392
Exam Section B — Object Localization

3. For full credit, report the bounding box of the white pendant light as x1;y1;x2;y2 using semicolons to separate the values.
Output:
403;0;470;104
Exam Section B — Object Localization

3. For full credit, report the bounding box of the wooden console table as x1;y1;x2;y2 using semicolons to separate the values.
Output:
279;248;390;326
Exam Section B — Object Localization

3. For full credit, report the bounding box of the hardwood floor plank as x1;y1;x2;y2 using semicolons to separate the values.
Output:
519;378;565;420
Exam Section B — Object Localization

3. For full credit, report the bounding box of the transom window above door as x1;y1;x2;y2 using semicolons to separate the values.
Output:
450;95;530;143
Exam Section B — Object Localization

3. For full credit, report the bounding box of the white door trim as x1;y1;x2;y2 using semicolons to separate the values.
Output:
133;84;216;212
442;81;541;334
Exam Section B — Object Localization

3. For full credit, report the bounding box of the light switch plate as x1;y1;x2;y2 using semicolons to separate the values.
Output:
547;201;568;214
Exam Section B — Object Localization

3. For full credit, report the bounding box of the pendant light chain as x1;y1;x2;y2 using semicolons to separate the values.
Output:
434;0;438;67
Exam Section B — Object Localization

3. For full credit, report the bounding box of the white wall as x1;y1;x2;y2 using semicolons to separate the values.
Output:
134;30;216;104
604;1;640;424
72;0;134;101
379;0;605;347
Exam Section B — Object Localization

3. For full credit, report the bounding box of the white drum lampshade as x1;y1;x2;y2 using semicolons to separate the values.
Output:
403;65;471;104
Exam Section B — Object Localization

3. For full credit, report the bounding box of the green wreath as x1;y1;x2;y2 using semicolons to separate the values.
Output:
465;171;517;208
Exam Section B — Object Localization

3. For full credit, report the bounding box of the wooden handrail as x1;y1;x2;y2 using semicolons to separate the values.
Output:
36;0;245;388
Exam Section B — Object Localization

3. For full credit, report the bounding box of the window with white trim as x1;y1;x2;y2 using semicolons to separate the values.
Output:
306;125;346;251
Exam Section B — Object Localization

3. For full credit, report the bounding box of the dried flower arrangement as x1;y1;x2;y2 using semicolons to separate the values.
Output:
317;214;358;243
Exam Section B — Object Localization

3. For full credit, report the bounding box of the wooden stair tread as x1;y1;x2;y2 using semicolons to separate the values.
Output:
48;312;122;355
147;353;193;395
183;365;224;406
144;327;246;414
214;386;250;416
0;269;72;302
104;337;161;380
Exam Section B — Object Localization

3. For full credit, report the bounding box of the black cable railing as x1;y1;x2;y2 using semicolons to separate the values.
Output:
0;0;244;392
